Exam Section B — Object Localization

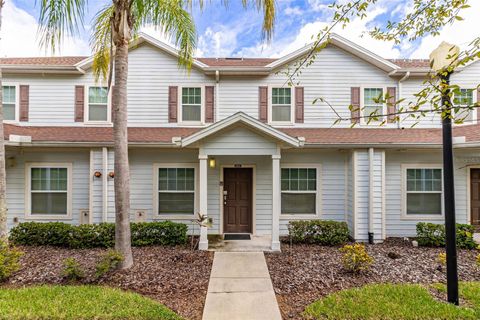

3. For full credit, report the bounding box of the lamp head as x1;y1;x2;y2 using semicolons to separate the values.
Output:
429;41;460;73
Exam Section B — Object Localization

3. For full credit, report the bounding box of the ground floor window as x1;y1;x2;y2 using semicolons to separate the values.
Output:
26;163;72;218
403;166;443;217
281;166;319;215
156;165;196;216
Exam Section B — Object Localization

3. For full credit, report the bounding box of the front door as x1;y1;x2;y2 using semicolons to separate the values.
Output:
471;169;480;227
223;168;253;233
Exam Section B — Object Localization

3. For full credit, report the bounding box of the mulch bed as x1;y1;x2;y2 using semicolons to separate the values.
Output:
4;245;214;320
265;238;480;319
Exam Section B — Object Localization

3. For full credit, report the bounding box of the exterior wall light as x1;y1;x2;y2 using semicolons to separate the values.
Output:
94;171;102;178
108;172;115;178
209;158;216;168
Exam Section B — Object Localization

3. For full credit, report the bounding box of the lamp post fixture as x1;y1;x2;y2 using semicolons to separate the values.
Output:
429;41;460;305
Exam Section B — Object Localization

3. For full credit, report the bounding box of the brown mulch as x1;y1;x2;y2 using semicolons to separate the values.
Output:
265;238;480;319
4;245;214;320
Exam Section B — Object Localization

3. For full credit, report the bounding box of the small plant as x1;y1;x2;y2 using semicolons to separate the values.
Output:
340;243;374;273
0;240;23;282
437;253;447;266
61;258;85;282
476;245;480;269
95;250;124;278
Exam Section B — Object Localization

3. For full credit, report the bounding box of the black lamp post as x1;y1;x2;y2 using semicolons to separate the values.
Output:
430;42;460;305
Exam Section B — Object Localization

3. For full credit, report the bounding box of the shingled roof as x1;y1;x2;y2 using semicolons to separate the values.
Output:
0;56;87;66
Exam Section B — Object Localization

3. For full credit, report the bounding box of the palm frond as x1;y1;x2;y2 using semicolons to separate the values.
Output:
37;0;87;53
91;5;114;82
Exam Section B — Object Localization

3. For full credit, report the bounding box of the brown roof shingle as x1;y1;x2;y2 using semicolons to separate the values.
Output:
388;59;431;69
0;56;88;66
196;57;277;67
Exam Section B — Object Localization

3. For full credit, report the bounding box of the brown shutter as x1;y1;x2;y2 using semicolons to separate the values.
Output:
74;85;84;122
168;86;178;123
205;86;215;123
110;85;115;122
387;87;397;123
295;87;304;123
19;85;29;122
259;86;268;123
350;87;360;124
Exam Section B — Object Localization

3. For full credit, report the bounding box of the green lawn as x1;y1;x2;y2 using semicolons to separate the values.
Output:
304;282;480;320
0;285;182;320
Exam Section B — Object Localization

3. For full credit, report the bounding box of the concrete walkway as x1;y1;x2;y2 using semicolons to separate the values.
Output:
202;252;282;320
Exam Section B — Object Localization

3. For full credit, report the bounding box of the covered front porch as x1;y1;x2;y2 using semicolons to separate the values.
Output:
179;112;302;251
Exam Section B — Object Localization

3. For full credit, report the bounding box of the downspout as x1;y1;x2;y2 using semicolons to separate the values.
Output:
215;70;220;122
102;147;108;223
397;71;410;128
368;147;374;244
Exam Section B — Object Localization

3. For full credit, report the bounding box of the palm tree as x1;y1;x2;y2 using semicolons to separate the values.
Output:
0;0;7;240
37;0;276;269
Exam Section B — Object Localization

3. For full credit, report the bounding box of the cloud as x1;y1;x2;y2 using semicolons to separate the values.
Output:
410;1;480;58
196;25;240;57
0;1;90;57
284;6;303;16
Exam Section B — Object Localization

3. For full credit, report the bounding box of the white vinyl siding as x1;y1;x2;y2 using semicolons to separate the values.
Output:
2;85;17;121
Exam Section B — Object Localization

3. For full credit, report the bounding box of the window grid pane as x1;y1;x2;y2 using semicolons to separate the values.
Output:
30;167;68;215
406;169;442;192
406;168;442;215
182;87;201;121
159;168;195;191
2;86;16;103
158;167;195;215
281;168;316;191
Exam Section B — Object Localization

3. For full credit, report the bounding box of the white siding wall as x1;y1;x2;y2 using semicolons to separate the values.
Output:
6;149;90;229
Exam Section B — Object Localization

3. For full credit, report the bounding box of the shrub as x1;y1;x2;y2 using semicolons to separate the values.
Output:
61;258;85;282
437;253;447;266
416;223;477;249
340;243;374;273
0;240;23;282
9;221;188;248
95;250;124;278
288;220;350;245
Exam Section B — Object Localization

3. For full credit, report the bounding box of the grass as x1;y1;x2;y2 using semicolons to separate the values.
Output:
0;285;182;320
304;282;480;319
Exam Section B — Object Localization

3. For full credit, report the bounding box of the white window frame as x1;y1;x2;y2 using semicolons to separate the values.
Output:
152;163;199;219
84;85;112;124
401;163;444;220
178;85;205;125
280;163;322;219
453;88;477;126
25;162;73;220
360;86;387;126
2;83;19;123
268;85;295;125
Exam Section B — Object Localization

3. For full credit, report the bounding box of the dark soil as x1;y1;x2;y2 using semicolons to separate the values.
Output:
265;238;480;319
4;245;214;320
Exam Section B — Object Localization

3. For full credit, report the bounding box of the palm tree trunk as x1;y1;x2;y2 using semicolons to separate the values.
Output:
112;0;133;269
0;1;8;241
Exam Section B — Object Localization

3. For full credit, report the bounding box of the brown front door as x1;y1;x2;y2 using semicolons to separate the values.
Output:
471;169;480;227
223;168;253;233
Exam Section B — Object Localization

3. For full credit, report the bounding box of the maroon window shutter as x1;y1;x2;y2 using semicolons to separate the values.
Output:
19;85;29;122
74;85;84;122
387;87;397;123
350;87;361;124
295;87;304;123
259;86;268;122
110;85;115;122
205;86;215;123
168;86;178;123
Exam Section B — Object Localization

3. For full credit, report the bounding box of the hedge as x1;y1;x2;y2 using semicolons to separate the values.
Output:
288;220;350;245
416;222;477;249
9;221;188;248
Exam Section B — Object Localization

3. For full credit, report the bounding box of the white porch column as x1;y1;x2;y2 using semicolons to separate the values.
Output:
198;154;209;250
271;154;281;251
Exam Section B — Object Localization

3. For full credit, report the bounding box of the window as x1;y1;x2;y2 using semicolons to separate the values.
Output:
87;86;109;122
157;167;196;215
404;167;443;216
362;87;384;124
281;167;319;215
181;87;202;122
2;85;16;121
271;87;292;122
453;89;476;125
26;163;72;218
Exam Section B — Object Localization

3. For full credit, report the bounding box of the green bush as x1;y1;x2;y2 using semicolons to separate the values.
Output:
61;258;85;282
288;220;350;245
95;250;124;278
9;221;188;248
416;222;477;249
0;240;23;282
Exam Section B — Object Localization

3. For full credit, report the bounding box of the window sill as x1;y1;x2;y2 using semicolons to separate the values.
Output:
178;121;204;126
83;121;113;127
400;214;444;221
24;215;72;220
280;213;320;220
154;214;196;220
269;122;295;126
3;120;19;124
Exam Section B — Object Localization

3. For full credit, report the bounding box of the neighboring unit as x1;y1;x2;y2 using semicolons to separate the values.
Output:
2;33;479;250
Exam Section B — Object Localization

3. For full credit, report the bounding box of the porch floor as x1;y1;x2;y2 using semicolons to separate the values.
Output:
208;235;273;252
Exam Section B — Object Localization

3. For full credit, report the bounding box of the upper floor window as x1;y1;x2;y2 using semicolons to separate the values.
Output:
362;87;385;124
87;86;109;122
2;85;17;121
271;87;292;123
181;87;202;122
453;88;476;125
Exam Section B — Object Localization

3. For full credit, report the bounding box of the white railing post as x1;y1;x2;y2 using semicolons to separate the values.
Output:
198;154;209;250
